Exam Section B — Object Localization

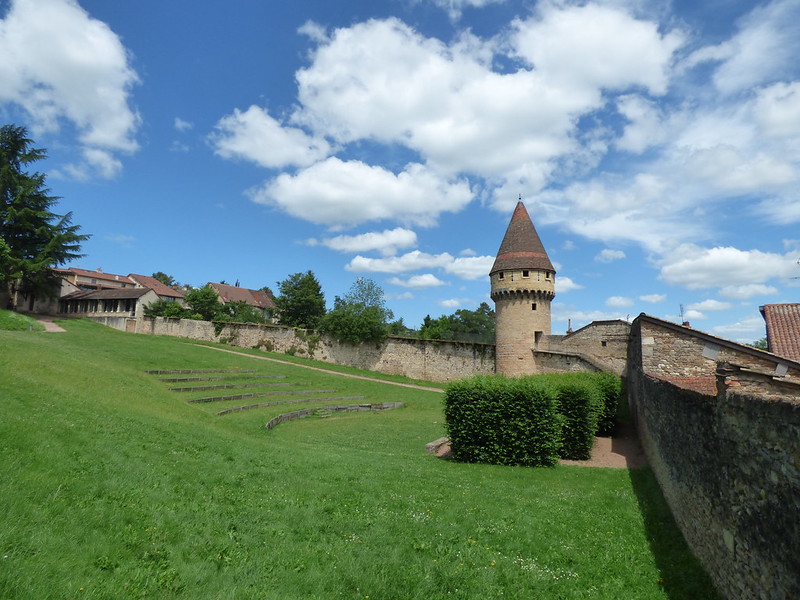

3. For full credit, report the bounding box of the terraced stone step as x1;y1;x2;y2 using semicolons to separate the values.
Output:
217;395;366;416
159;374;285;383
265;402;404;431
169;382;309;392
147;369;257;374
189;389;336;404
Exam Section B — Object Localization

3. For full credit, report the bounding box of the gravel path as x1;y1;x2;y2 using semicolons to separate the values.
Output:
35;315;66;332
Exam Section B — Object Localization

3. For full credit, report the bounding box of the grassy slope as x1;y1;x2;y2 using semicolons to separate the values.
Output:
0;310;45;332
0;319;717;599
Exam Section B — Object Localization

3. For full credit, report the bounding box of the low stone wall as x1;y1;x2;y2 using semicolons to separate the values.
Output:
532;349;603;373
92;316;495;383
628;317;800;599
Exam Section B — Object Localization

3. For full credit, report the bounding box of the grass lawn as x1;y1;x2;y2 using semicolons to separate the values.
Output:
0;318;718;599
0;310;44;332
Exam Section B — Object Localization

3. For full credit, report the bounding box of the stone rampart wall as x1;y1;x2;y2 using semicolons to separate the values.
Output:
92;316;494;383
628;316;800;599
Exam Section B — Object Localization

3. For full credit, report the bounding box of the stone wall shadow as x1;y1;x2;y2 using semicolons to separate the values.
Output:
628;467;720;600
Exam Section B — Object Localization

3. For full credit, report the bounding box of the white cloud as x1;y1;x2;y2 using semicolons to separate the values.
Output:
388;274;447;289
510;3;684;96
639;294;666;303
211;105;331;169
552;304;631;328
616;94;668;153
427;0;506;20
308;228;417;256
687;299;732;311
719;283;779;300
683;309;706;320
444;256;494;280
0;0;139;177
345;249;493;281
606;296;634;308
290;10;685;211
254;158;472;228
754;81;800;138
555;276;583;293
174;117;193;132
385;291;414;300
686;0;800;95
595;249;626;263
659;244;798;289
440;298;470;308
104;234;134;247
711;315;766;343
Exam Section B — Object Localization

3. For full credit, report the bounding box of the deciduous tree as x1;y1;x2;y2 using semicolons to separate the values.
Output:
320;278;393;345
274;271;326;329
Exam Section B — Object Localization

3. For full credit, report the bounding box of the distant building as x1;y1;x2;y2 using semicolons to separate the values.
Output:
10;267;186;318
207;282;276;318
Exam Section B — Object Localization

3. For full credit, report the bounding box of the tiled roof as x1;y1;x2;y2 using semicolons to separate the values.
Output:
63;267;133;284
61;288;152;300
760;303;800;362
129;274;185;299
490;201;555;275
651;374;717;396
208;282;276;310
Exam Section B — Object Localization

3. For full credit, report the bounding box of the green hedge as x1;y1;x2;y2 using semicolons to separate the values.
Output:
444;372;623;466
444;376;562;467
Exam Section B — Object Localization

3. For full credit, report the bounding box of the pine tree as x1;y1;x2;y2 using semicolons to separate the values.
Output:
0;125;89;306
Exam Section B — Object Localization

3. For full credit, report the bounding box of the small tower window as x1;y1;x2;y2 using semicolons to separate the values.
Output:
522;270;529;278
601;341;608;347
545;272;551;280
532;303;537;311
498;272;504;280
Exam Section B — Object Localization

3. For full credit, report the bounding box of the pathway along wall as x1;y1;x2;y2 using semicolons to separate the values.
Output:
628;316;800;599
91;316;495;383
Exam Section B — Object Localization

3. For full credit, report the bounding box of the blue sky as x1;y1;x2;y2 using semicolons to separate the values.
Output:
1;0;799;341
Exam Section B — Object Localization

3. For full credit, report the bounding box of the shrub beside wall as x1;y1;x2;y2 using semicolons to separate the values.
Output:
444;376;562;467
444;373;622;466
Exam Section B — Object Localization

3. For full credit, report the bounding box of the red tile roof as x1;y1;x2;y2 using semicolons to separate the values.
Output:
760;303;800;362
129;274;185;299
490;201;555;275
63;267;133;284
651;374;717;396
62;288;152;300
208;282;275;310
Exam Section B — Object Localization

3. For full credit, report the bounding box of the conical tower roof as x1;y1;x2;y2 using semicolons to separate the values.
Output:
490;201;555;275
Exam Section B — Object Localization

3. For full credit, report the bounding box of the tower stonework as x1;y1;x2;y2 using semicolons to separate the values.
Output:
490;201;556;376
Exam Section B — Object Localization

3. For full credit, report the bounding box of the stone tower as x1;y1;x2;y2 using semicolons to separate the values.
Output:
490;201;556;376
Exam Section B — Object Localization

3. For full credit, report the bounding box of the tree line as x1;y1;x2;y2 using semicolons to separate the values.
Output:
145;269;495;346
1;123;495;346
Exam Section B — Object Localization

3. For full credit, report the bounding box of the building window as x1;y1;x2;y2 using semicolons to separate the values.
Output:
535;331;543;345
522;270;529;278
601;341;607;347
545;272;551;280
498;272;504;280
532;303;537;311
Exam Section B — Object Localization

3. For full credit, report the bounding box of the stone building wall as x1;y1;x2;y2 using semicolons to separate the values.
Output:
636;314;800;380
628;316;800;600
91;316;495;383
546;320;630;376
